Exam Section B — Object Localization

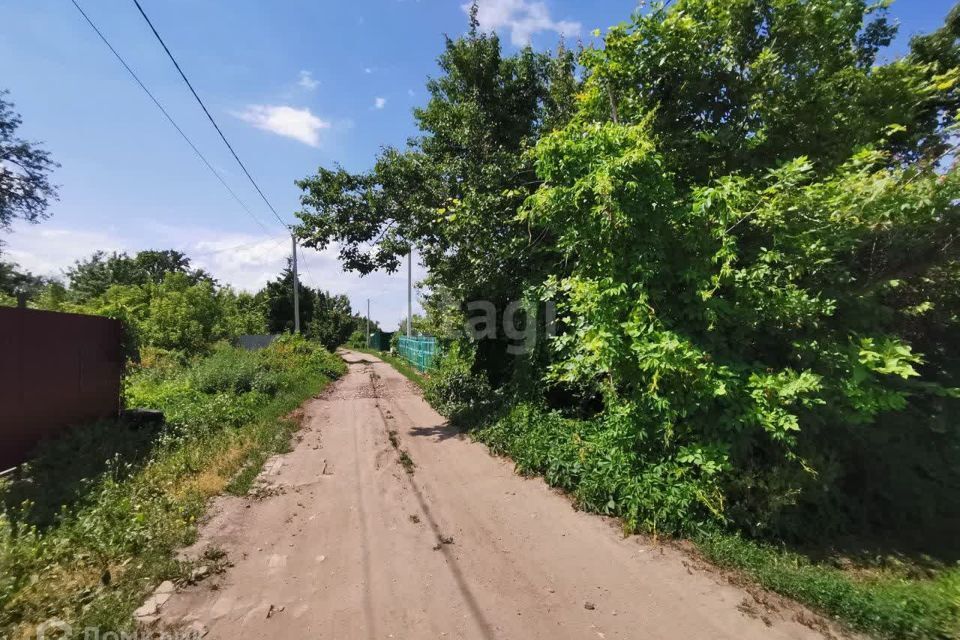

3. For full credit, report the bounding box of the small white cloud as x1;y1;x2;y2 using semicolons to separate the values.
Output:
364;67;374;74
465;0;581;46
374;97;387;109
298;70;319;90
233;105;330;147
407;88;415;97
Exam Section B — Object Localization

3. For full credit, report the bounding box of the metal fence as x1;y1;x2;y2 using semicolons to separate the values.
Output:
397;335;437;372
369;330;393;352
0;307;124;469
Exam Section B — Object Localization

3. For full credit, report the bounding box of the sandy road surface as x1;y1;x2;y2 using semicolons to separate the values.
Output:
156;349;838;639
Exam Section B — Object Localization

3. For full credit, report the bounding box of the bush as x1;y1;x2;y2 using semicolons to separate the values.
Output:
424;342;491;423
189;345;260;394
475;402;724;536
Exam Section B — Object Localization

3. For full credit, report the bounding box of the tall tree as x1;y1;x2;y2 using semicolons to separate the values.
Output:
307;291;357;350
66;249;212;302
0;91;58;230
0;260;44;299
296;16;578;380
260;262;317;334
578;0;953;184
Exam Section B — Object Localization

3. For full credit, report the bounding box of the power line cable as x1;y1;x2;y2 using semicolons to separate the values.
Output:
131;0;290;229
68;0;275;236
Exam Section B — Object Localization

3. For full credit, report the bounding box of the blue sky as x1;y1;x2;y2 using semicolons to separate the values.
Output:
0;0;955;326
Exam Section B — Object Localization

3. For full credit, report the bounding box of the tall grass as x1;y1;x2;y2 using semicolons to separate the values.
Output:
0;336;344;639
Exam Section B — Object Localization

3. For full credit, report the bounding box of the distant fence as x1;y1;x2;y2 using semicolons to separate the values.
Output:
397;335;437;372
368;330;394;352
0;308;124;469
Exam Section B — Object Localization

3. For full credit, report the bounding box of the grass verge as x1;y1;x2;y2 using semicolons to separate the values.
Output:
696;532;959;639
0;336;345;639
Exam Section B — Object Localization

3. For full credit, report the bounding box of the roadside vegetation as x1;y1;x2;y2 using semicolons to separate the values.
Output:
1;248;364;354
297;2;960;637
0;336;344;638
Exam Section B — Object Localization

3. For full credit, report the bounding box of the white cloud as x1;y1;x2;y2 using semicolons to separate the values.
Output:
374;97;387;109
233;105;330;147
465;0;581;46
189;236;428;328
2;226;124;277
364;67;374;74
298;70;319;90
2;223;425;327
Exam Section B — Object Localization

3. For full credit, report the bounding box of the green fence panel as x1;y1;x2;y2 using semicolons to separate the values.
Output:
397;335;437;372
369;331;393;351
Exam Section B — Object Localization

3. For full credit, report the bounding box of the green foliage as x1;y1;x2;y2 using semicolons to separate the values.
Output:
295;25;576;382
579;0;954;183
188;345;261;394
0;338;344;637
347;328;368;349
259;263;359;349
21;258;269;354
697;532;960;639
476;402;725;536
65;249;214;303
526;110;960;536
423;342;491;422
0;259;45;300
0;90;58;230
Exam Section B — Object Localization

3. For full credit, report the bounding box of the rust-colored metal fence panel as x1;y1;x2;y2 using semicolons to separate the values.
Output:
0;307;124;469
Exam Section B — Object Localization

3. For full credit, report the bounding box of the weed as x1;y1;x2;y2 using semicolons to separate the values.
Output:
399;451;416;474
696;532;960;639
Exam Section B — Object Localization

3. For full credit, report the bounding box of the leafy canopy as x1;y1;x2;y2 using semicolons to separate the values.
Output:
0;91;58;230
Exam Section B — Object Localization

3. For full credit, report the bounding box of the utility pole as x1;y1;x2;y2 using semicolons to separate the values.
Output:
407;251;412;337
291;232;300;334
366;298;371;348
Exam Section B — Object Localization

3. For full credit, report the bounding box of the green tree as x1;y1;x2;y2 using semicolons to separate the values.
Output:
578;0;955;184
217;289;268;338
296;15;577;381
66;249;212;302
0;260;45;300
0;91;58;229
307;291;357;350
142;273;223;353
260;262;316;334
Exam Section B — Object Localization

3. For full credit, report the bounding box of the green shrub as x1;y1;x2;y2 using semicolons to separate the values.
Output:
475;402;725;536
189;345;260;394
424;342;491;422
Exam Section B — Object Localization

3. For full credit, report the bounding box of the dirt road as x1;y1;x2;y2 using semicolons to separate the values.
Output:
156;349;836;639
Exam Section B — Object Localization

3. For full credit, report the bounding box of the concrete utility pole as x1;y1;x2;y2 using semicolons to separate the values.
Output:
407;251;412;337
291;232;300;334
366;298;371;348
